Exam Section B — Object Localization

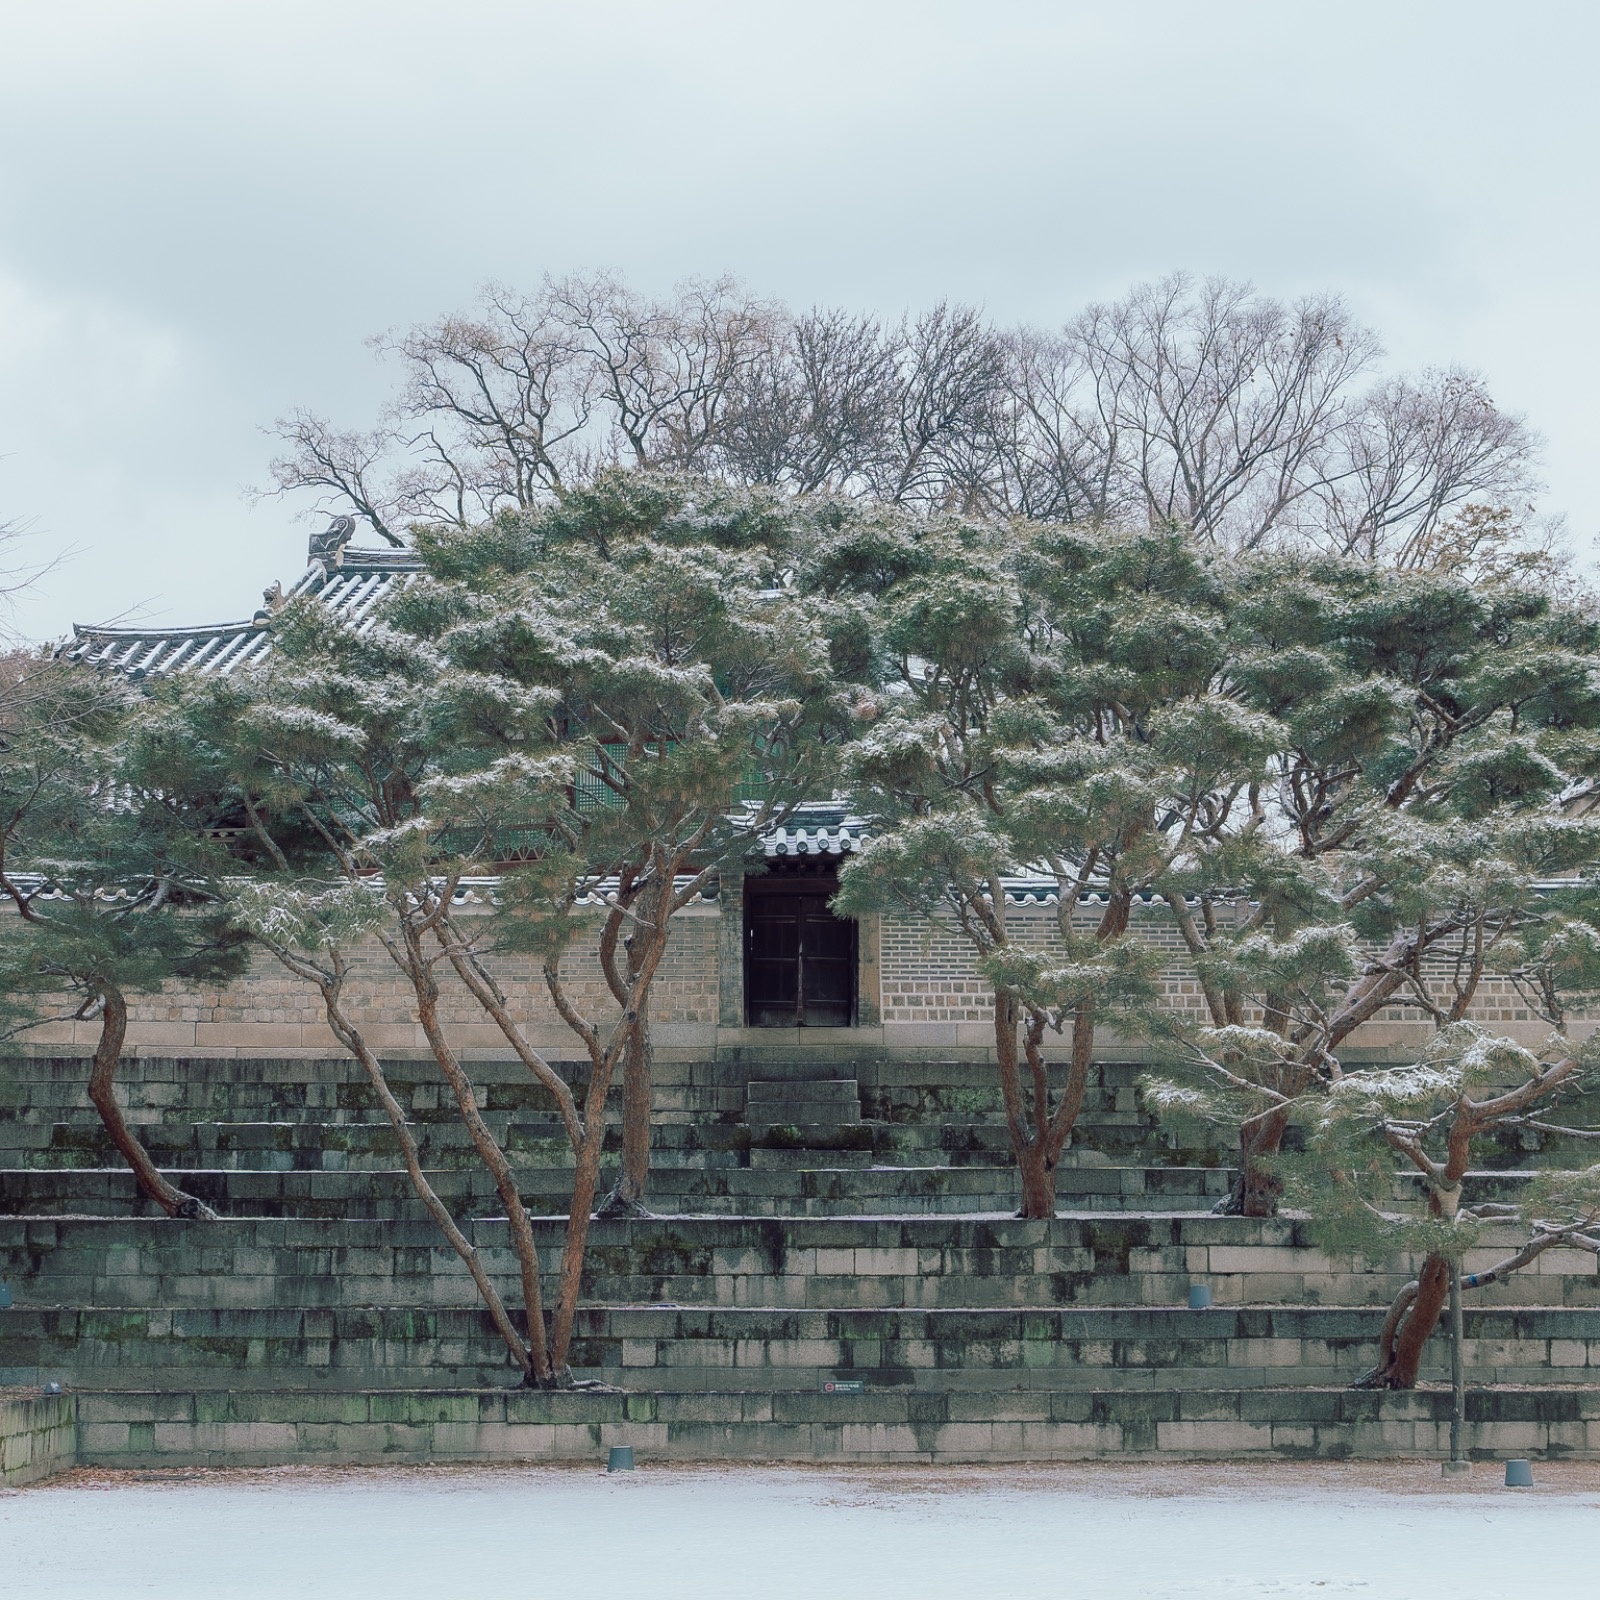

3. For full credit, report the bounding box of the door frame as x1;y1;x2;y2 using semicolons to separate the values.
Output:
742;862;858;1028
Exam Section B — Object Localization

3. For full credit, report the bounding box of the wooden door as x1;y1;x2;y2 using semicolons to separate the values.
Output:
745;885;856;1027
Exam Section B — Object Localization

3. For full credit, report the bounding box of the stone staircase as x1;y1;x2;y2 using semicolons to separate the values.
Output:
3;1051;1598;1470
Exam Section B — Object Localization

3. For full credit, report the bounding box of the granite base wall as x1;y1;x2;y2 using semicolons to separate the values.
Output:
69;1385;1600;1466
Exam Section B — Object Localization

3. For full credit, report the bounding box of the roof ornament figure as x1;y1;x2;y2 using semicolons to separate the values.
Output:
251;580;286;628
308;514;357;570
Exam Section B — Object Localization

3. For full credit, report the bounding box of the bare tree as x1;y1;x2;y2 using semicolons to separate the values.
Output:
547;271;781;471
382;282;597;516
989;327;1131;525
1303;368;1538;567
870;303;1009;510
1057;276;1379;546
717;308;898;493
258;411;406;544
258;270;1545;573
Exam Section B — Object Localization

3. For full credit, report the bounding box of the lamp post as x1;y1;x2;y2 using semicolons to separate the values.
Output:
1442;1259;1470;1476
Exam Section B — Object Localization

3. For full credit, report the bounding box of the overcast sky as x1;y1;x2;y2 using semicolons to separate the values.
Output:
1;0;1596;640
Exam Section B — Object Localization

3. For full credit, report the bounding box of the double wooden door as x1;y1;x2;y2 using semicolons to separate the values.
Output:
745;888;856;1028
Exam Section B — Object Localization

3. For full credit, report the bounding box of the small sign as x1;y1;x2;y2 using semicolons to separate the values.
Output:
823;1380;865;1394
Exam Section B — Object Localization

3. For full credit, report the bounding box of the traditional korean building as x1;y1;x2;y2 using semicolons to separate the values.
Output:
59;518;1549;1079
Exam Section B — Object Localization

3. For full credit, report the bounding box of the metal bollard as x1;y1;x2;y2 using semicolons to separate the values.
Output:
608;1445;635;1473
1504;1459;1534;1488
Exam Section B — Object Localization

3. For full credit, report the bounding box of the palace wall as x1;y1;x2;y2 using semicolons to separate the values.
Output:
9;896;1582;1067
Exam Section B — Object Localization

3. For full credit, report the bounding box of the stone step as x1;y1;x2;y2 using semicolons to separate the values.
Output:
0;1119;1107;1173
6;1214;1597;1312
61;1384;1600;1465
0;1103;1150;1136
4;1302;1595;1394
0;1060;1187;1162
0;1164;1529;1219
0;1054;1160;1115
0;1162;1224;1219
744;1078;861;1129
0;1071;1146;1127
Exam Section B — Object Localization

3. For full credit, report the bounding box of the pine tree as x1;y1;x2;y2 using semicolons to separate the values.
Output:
0;658;247;1218
1142;560;1600;1213
1289;1025;1600;1389
166;472;840;1382
827;517;1257;1216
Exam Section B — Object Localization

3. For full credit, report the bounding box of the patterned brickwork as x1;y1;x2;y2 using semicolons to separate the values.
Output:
108;910;721;1045
876;902;1574;1031
880;903;1193;1025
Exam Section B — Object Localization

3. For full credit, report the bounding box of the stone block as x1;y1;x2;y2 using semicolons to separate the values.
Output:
931;1421;993;1455
1207;1246;1323;1275
77;1422;131;1454
152;1422;214;1453
1269;1425;1318;1454
492;1424;557;1454
1156;1420;1274;1452
837;1421;924;1457
1229;1338;1303;1368
853;1248;919;1276
221;1421;299;1453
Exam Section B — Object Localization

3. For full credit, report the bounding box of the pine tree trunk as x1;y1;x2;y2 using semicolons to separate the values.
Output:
549;1112;607;1376
1358;1253;1451;1390
1217;1105;1291;1217
992;993;1043;1217
1016;1144;1059;1219
86;985;216;1220
409;970;556;1384
596;1014;653;1218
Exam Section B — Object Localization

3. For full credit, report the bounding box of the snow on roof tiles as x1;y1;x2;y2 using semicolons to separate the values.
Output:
62;528;421;679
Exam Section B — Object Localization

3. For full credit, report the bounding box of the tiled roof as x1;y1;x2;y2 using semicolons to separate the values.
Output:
760;802;868;857
62;521;421;678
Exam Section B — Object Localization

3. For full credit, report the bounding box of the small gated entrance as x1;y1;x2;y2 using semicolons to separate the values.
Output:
744;860;857;1027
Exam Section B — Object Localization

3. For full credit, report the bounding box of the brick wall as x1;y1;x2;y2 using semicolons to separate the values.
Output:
9;892;1581;1059
876;900;1576;1035
19;906;722;1057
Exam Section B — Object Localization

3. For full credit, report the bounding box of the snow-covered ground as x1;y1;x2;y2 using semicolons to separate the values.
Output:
3;1462;1596;1599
